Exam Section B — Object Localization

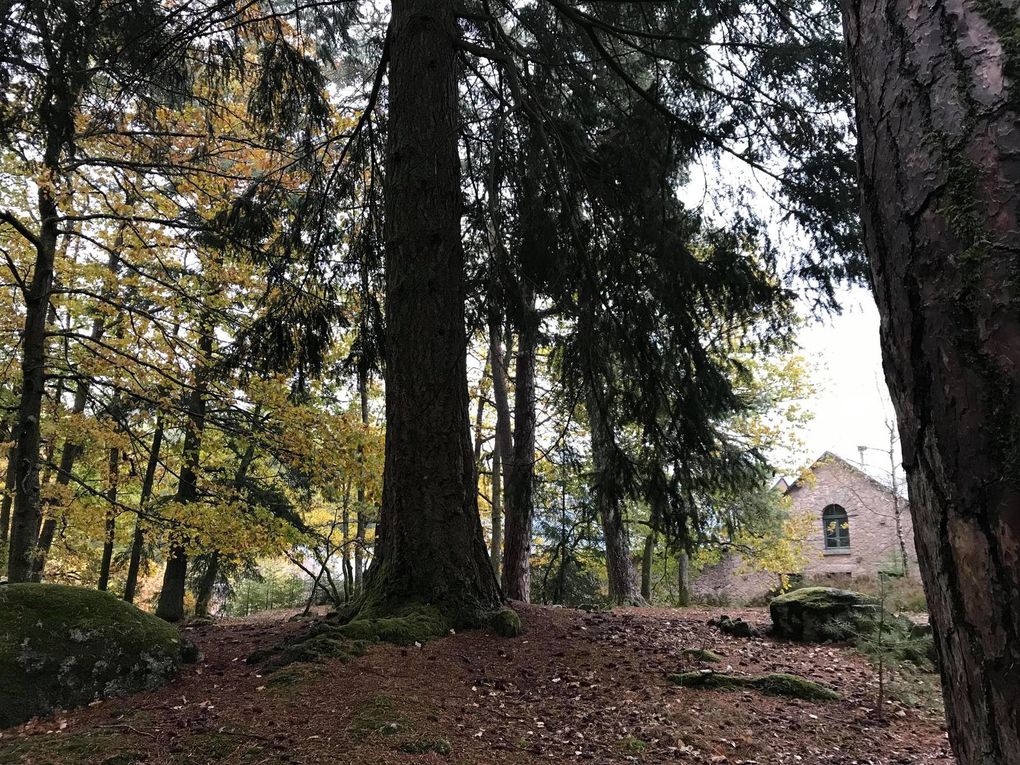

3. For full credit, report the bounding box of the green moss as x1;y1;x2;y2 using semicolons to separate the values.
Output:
489;607;522;637
772;586;877;608
335;606;450;646
398;737;452;755
267;634;355;670
682;648;724;663
669;670;840;701
770;587;881;642
618;736;647;753
752;673;841;701
0;583;183;728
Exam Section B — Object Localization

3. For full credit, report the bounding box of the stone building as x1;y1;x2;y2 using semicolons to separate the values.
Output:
692;451;917;604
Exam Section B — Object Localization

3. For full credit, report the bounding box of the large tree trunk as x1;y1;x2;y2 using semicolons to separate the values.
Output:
500;289;538;601
124;417;164;603
840;3;1020;762
358;0;502;625
6;183;59;582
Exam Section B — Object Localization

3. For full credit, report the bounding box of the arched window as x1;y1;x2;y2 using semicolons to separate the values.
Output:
822;504;850;550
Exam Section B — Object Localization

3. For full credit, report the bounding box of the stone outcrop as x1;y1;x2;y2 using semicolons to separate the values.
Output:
0;584;185;727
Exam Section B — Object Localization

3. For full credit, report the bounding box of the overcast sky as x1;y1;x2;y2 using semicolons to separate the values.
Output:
792;286;904;485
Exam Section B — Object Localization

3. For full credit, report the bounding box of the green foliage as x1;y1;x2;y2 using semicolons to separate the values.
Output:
852;575;937;716
220;567;309;617
0;584;183;727
670;670;840;701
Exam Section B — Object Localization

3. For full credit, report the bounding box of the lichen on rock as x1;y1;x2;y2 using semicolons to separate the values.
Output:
0;583;184;728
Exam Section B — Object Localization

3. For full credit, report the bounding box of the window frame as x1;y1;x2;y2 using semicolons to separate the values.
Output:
822;504;851;551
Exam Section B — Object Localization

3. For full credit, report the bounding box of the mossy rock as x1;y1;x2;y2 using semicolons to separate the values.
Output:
489;607;522;637
0;583;183;728
769;587;881;642
670;670;840;701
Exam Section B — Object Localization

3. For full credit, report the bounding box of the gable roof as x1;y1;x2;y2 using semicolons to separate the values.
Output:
783;450;907;501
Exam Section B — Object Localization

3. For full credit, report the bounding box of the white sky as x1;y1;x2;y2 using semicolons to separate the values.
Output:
793;286;903;484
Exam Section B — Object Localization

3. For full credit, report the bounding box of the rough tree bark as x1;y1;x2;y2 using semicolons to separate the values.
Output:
357;0;503;626
840;3;1020;762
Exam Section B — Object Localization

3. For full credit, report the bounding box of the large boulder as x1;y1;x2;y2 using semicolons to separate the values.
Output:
769;586;880;642
0;583;185;727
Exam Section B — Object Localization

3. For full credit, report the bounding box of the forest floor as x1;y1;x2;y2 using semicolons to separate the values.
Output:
0;604;954;765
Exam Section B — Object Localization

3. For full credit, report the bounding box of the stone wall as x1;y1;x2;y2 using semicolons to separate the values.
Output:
790;454;918;579
692;553;779;604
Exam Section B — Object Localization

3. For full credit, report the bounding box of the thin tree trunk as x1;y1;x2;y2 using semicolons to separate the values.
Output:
640;532;656;602
586;387;640;606
490;316;513;585
501;287;538;601
677;551;691;607
360;0;502;624
97;445;119;590
155;329;212;622
840;4;1020;760
355;361;370;592
342;500;353;601
124;417;164;603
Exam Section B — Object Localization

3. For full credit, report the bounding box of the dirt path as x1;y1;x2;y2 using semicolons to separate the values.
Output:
0;605;954;764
